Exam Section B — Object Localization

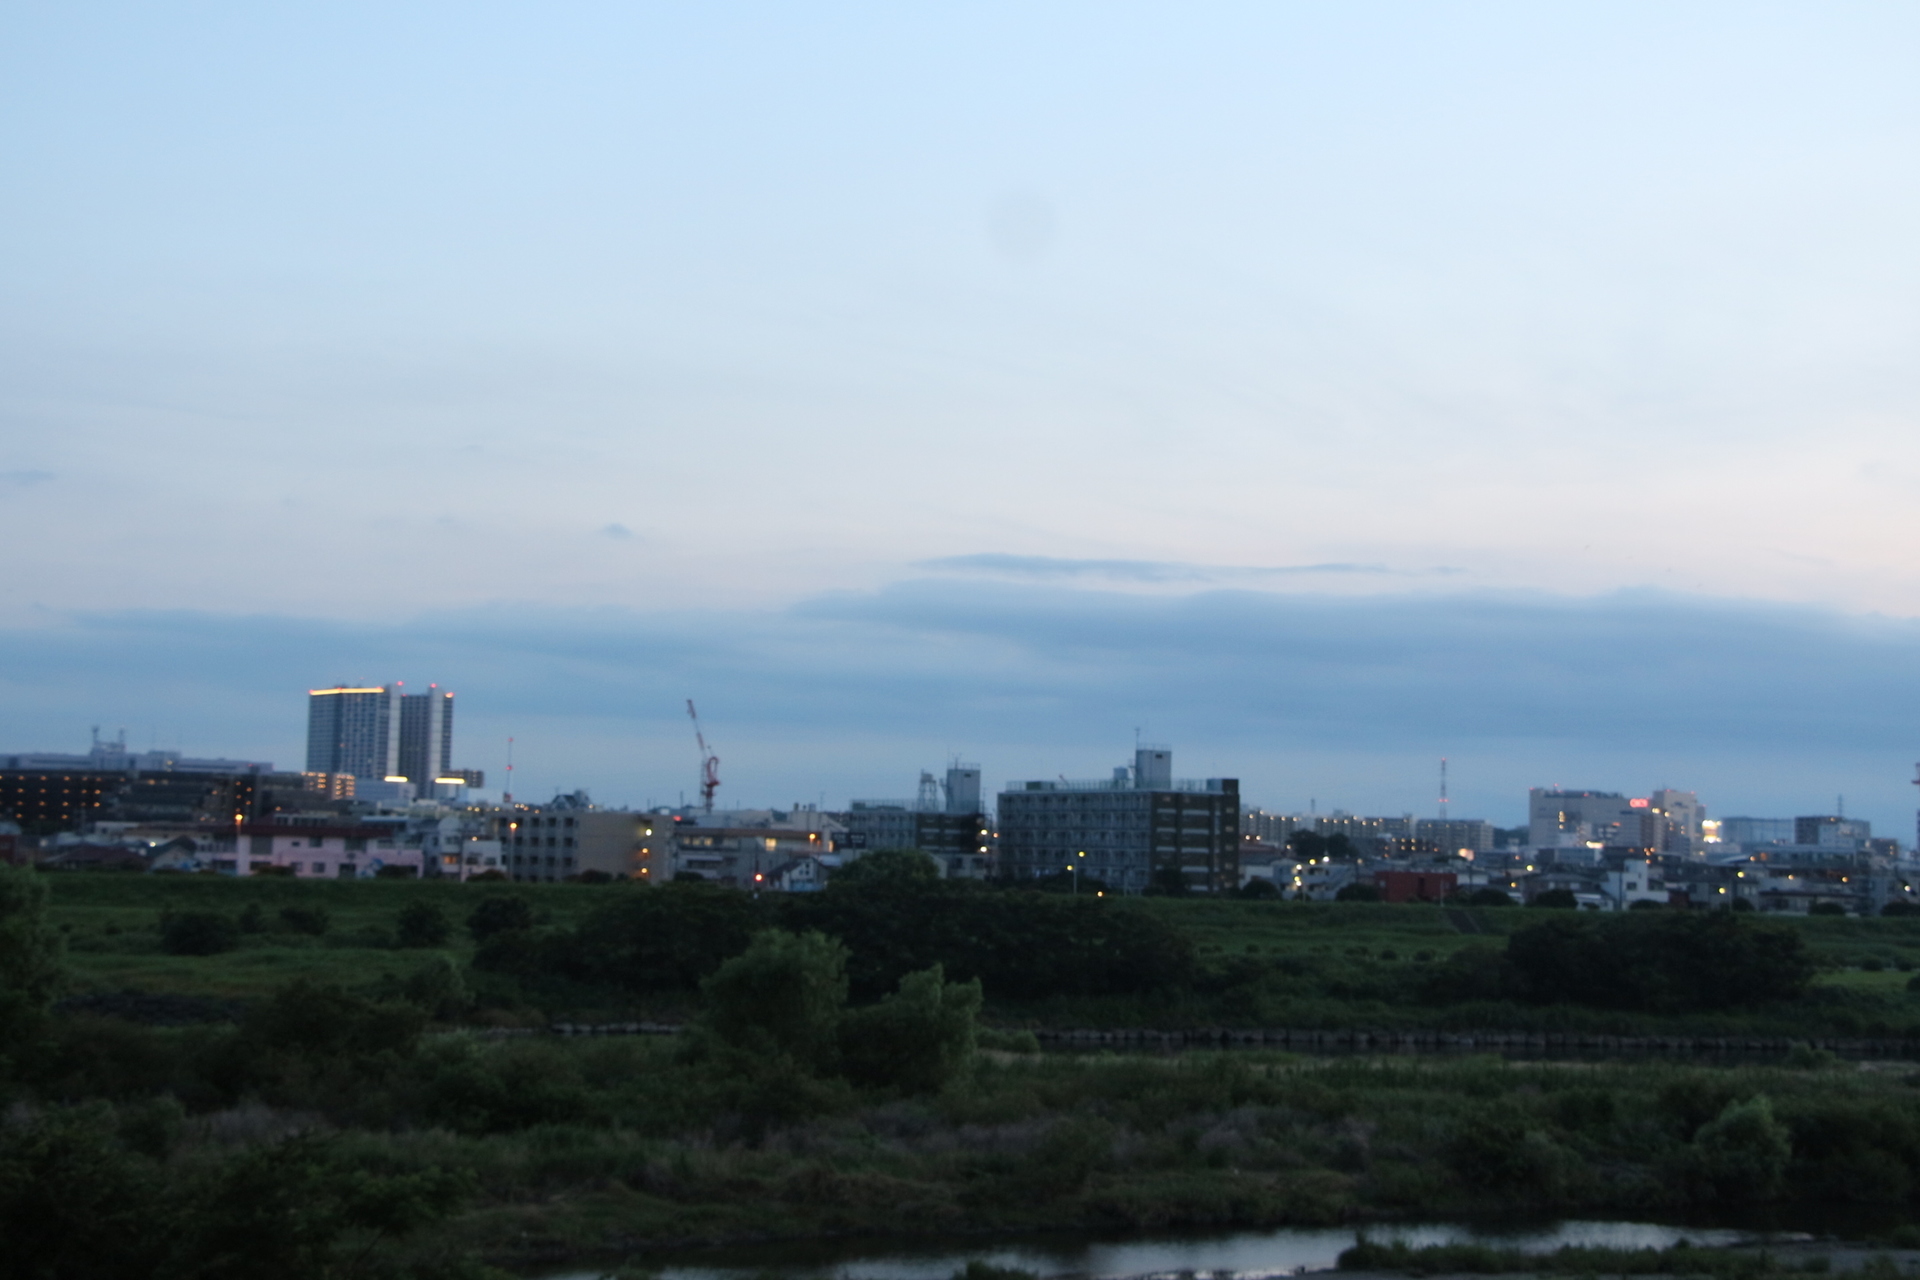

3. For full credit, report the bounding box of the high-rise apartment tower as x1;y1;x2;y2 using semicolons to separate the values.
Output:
306;686;400;781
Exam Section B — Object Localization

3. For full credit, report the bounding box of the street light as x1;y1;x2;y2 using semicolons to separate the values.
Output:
1071;849;1087;894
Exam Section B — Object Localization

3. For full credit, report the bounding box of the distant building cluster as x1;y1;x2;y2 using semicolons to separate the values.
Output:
2;686;1918;916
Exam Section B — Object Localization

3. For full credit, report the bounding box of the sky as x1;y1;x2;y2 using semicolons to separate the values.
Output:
3;4;1919;832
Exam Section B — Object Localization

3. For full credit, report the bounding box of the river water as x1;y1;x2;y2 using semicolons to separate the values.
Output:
545;1218;1762;1280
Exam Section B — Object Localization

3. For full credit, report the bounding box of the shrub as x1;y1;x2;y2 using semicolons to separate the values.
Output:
397;957;469;1020
1810;902;1848;916
1466;887;1514;907
466;895;534;943
1531;889;1579;909
394;902;451;949
373;864;417;879
977;1026;1042;1053
243;980;425;1059
159;911;240;957
1691;1095;1791;1200
276;905;329;937
1335;883;1382;903
839;963;983;1093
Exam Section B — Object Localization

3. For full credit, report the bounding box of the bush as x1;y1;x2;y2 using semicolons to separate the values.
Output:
1466;887;1514;907
1335;883;1382;902
466;895;534;943
1691;1095;1791;1200
839;963;983;1093
1810;902;1848;916
397;957;469;1020
159;911;240;957
243;980;426;1059
1531;889;1580;909
276;905;329;937
977;1026;1042;1053
395;902;451;949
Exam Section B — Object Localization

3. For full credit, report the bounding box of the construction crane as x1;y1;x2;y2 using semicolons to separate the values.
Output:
686;699;721;813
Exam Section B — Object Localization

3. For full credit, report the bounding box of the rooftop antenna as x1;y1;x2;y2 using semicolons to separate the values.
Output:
1439;757;1449;822
503;736;514;806
1838;794;1845;818
686;699;721;813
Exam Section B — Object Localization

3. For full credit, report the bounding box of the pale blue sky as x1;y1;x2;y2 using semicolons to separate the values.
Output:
4;4;1919;830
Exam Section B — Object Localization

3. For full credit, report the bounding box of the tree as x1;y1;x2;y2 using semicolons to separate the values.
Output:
1465;887;1514;907
697;929;849;1074
831;848;939;887
1504;912;1814;1013
561;881;766;991
1530;888;1579;909
839;963;983;1094
1238;878;1280;899
395;901;452;948
0;866;64;1047
1335;882;1381;902
465;895;533;942
1287;830;1329;860
1144;866;1191;897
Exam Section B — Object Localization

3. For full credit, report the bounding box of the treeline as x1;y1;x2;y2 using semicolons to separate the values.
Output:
461;857;1821;1027
475;853;1198;1004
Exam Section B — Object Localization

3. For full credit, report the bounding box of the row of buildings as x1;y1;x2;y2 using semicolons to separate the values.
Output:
4;687;1917;915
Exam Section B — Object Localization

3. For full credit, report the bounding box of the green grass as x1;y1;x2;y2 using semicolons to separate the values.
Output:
40;872;611;1000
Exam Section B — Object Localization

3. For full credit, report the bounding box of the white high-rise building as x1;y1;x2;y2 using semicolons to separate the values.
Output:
397;687;455;792
306;686;399;781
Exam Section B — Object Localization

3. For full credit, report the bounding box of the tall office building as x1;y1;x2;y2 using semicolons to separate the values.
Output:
397;686;454;790
306;686;400;780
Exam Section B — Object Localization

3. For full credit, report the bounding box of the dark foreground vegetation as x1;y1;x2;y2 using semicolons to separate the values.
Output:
10;860;1920;1275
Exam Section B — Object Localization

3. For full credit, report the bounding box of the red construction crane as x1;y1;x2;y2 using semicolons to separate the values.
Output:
686;699;721;813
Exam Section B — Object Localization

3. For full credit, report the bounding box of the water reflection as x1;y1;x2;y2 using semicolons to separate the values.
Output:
548;1219;1756;1280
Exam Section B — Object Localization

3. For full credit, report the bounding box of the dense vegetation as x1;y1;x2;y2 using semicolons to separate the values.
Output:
10;864;1920;1275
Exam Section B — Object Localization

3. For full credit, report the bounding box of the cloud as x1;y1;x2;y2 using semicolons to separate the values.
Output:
0;470;54;488
600;523;635;540
916;553;1451;584
1;583;1917;827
